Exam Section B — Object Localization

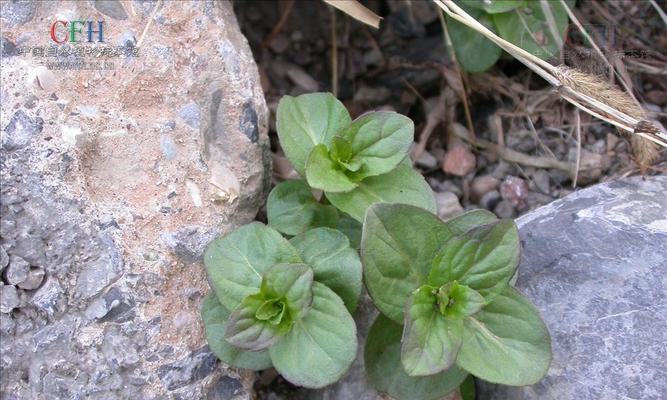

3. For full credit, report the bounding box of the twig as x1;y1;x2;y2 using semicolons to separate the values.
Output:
573;109;581;188
136;0;162;48
323;0;382;29
649;0;667;28
262;0;295;48
331;6;338;97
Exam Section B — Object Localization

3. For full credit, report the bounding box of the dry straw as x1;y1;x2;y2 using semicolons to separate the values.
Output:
433;0;666;169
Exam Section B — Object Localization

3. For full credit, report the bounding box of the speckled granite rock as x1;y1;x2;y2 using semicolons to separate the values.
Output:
478;175;667;400
1;1;268;399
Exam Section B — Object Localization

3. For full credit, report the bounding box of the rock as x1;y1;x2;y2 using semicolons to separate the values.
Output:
478;176;667;399
479;190;501;211
1;109;43;151
435;192;464;220
415;150;438;170
18;267;45;290
0;284;20;313
206;376;246;400
531;169;551;195
5;255;30;285
93;0;129;20
493;199;516;219
471;175;500;202
158;346;218;391
0;0;36;25
499;176;529;209
0;2;268;398
442;146;476;176
179;103;201;129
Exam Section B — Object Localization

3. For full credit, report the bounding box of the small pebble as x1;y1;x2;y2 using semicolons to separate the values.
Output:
0;284;20;313
18;267;45;290
471;175;500;202
500;176;529;209
442;146;476;177
479;190;501;211
435;192;464;220
5;256;29;285
494;200;516;219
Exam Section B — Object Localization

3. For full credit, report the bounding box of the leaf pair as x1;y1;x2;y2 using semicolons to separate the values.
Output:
449;0;573;72
202;223;361;388
362;204;550;397
276;93;435;221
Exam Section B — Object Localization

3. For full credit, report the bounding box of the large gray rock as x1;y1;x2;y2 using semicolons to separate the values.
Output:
1;1;268;399
479;175;667;399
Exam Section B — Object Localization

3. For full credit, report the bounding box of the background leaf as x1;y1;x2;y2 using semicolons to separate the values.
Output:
459;0;525;14
267;180;339;236
305;144;358;192
361;203;453;323
269;282;357;388
365;314;468;400
493;0;571;60
327;161;436;222
341;111;414;180
401;286;463;376
276;93;351;175
290;228;362;313
335;214;362;249
225;293;286;351
201;294;272;371
204;223;301;311
428;220;520;302
456;286;551;385
261;263;314;319
447;8;502;73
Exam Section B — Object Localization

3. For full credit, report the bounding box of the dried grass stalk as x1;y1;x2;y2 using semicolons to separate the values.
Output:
432;0;666;169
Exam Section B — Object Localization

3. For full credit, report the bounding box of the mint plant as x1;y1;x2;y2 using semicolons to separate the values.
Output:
448;0;573;72
274;93;435;222
362;205;551;399
202;91;551;395
202;223;361;388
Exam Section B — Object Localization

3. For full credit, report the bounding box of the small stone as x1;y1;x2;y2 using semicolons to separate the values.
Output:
30;277;63;315
0;247;8;272
93;0;128;20
415;150;438;169
471;175;500;202
442;146;476;176
160;135;177;161
2;110;43;151
570;148;606;184
0;284;20;313
493;200;516;219
286;65;319;92
479;190;501;211
206;376;245;400
33;66;57;92
5;255;30;285
179;103;200;129
18;268;45;290
353;86;391;104
606;133;619;153
500;176;529;209
435;192;464;220
268;33;290;54
531;169;551;194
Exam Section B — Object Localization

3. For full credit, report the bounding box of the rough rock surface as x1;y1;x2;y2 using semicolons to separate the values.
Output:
1;1;268;399
479;175;667;399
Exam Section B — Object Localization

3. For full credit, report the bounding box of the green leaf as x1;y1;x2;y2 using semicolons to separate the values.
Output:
290;228;362;313
445;209;498;235
225;293;288;351
361;203;453;323
327;161;436;222
447;8;501;73
460;0;525;13
365;314;468;400
255;298;285;323
204;223;301;311
459;375;476;400
456;287;551;385
267;180;339;236
330;136;362;172
269;282;357;388
261;263;314;319
335;213;362;249
493;1;571;60
438;282;485;318
340;111;414;180
305;144;358;193
201;294;272;371
276;93;352;175
429;220;520;302
401;286;463;376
